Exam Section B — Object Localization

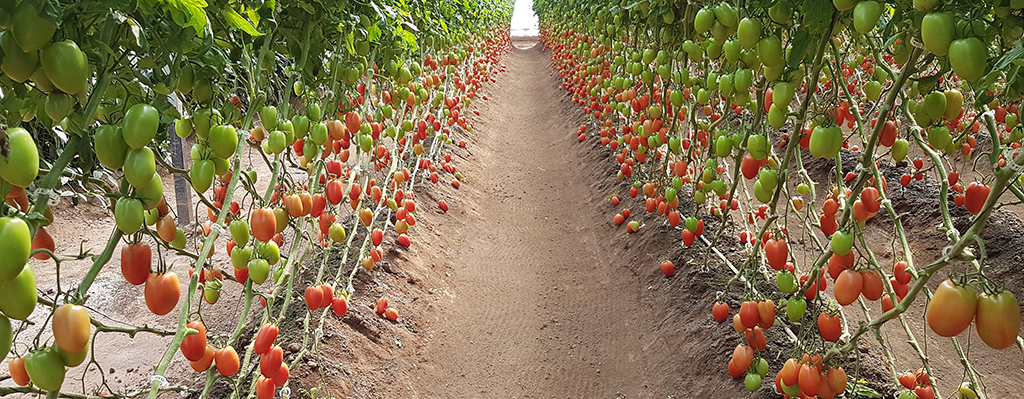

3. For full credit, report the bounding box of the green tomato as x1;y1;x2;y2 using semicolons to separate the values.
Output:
40;40;88;95
921;13;954;56
190;160;215;193
0;265;37;320
864;81;882;101
948;38;988;82
12;2;56;52
755;358;769;378
768;104;787;130
258;241;281;265
809;125;843;159
833;0;858;11
260;106;278;130
773;82;795;108
248;258;270;285
123;104;159;149
231;246;252;270
267;130;287;154
757;36;783;67
230;219;250;247
170;228;186;249
786;296;807;322
124;147;156;187
55;340;89;367
175;118;193;139
0;216;30;282
94;125;128;170
115;197;144;234
777;271;799;294
852;1;883;34
891;139;910;161
24;347;65;391
136;173;163;210
753;181;773;203
292;115;310;139
0;127;39;188
193;108;216;140
797;183;809;195
928;126;952;150
758;168;778;190
748;134;769;160
0;31;38;82
0;315;10;359
737;18;762;49
311;123;328;145
144;208;159;225
209;125;238;159
923;91;947;122
744;372;762;391
831;230;854;256
694;8;715;34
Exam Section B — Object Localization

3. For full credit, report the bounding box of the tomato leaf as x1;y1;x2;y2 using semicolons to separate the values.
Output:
847;381;882;398
788;28;812;69
221;7;263;36
800;0;833;34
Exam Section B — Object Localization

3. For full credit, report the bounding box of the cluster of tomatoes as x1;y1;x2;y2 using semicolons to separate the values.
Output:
538;0;1024;395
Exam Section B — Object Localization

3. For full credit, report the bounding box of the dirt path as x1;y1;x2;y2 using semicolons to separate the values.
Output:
403;43;654;398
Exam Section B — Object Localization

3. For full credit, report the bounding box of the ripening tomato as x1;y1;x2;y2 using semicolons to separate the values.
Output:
861;270;884;301
659;260;674;277
180;320;207;361
757;300;775;329
52;304;90;355
250;207;277;242
189;345;214;372
214;346;240;376
927;279;977;337
732;344;754;372
834;269;863;306
144;272;180;316
8;356;30;386
712;302;729;322
975;290;1021;349
799;362;820;396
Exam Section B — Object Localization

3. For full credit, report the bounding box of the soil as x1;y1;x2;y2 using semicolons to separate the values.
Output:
2;37;1022;399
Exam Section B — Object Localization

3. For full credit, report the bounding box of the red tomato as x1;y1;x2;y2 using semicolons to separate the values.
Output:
964;182;991;215
712;301;729;322
121;242;152;285
818;313;842;342
739;301;760;329
660;260;674;277
256;376;275;399
259;345;283;378
332;297;349;317
254;323;278;355
834;269;863;306
319;284;334;309
304;285;323;310
180;320;207;361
